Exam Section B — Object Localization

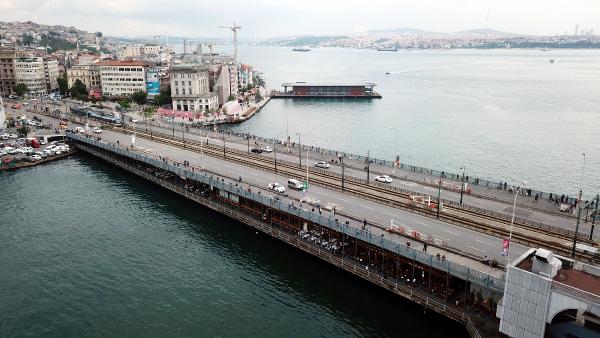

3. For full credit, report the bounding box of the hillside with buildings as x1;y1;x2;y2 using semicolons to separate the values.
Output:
263;28;600;49
1;20;265;121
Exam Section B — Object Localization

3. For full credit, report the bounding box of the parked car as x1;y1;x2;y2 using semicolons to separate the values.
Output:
268;182;286;193
251;148;263;154
261;146;273;153
30;154;42;161
374;175;393;183
0;133;9;140
314;161;331;169
75;127;85;133
5;147;17;154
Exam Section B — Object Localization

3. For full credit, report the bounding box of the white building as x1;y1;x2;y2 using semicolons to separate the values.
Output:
98;60;147;96
14;56;59;94
170;64;218;112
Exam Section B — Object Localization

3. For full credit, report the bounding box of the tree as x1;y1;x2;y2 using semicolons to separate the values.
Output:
143;106;156;118
21;34;34;46
17;125;30;138
255;91;263;103
156;88;171;106
118;99;131;111
131;90;147;106
69;79;87;98
57;74;68;96
227;94;235;102
15;83;29;97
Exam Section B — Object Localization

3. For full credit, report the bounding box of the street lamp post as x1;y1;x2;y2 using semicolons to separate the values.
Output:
296;132;301;168
460;166;466;206
591;194;599;240
222;130;226;159
507;181;527;264
436;172;443;218
572;153;586;257
273;139;277;173
389;127;399;174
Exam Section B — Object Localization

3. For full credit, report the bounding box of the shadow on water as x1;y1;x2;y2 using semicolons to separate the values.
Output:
80;154;468;338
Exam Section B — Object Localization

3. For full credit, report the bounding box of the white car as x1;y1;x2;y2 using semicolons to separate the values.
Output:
374;175;393;183
92;127;102;134
314;161;330;169
268;182;286;193
30;154;42;161
261;146;273;153
9;134;18;139
5;147;17;154
75;127;85;133
0;133;9;140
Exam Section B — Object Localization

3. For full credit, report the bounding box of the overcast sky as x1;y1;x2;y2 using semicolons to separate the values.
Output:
1;0;598;38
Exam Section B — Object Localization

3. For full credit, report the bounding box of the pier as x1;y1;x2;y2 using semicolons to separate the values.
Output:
272;83;382;99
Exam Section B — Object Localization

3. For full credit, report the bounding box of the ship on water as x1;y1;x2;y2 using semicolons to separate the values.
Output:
377;47;398;52
292;47;311;52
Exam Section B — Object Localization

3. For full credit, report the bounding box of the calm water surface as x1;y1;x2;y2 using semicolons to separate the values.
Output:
221;46;600;197
0;158;467;337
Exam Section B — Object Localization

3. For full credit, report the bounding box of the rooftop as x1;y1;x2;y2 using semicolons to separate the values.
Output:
98;60;147;67
516;249;600;296
282;82;376;87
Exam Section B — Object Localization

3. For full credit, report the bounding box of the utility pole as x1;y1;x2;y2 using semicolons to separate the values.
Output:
273;139;277;173
436;173;442;218
222;131;226;159
341;156;345;192
366;150;370;183
246;136;250;154
296;133;301;168
460;166;466;206
591;194;599;240
572;153;586;257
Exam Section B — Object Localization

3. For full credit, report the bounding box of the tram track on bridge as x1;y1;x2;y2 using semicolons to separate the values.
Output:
112;127;597;263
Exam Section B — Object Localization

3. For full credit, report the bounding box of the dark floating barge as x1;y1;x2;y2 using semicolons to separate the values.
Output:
271;82;382;99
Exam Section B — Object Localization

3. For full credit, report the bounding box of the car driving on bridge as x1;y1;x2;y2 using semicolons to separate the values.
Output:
268;182;285;193
375;175;393;183
314;161;330;169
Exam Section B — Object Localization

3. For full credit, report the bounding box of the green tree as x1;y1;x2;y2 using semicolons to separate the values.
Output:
69;79;87;98
255;91;263;102
118;99;131;111
143;107;156;120
156;88;171;106
17;125;30;138
57;73;69;96
131;90;147;106
21;34;34;46
227;94;235;102
15;83;29;97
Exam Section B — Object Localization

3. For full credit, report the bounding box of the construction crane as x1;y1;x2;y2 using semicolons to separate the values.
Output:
219;22;241;65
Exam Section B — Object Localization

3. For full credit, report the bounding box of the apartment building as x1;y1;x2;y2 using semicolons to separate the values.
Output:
98;60;147;96
14;56;59;94
66;64;101;90
170;64;218;112
0;46;28;95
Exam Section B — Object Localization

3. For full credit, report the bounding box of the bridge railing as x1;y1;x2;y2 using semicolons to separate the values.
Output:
67;132;506;293
221;130;579;205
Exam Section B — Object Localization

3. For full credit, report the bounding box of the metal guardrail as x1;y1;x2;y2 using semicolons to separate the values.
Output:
68;132;506;293
551;281;600;305
223;130;578;204
118;126;586;241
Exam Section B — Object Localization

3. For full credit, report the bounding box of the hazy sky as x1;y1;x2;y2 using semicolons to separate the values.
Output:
1;0;598;38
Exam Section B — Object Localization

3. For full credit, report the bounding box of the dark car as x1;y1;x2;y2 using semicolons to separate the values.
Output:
251;148;263;154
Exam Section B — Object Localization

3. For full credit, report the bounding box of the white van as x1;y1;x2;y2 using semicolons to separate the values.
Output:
287;179;304;190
